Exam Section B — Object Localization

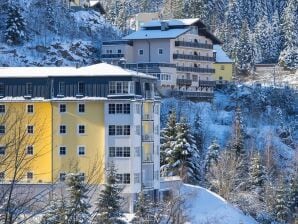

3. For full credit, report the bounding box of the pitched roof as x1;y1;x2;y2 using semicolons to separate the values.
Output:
123;28;190;40
142;18;201;28
0;63;156;79
214;45;233;63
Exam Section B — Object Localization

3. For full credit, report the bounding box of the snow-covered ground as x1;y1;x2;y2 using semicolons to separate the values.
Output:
182;184;257;224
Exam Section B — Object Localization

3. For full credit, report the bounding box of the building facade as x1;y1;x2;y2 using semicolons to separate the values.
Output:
0;63;160;212
213;45;234;85
102;18;222;100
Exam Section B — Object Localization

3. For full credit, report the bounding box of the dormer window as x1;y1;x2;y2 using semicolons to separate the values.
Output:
109;81;135;95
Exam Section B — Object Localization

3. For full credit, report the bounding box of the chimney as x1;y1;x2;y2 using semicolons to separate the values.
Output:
161;21;169;31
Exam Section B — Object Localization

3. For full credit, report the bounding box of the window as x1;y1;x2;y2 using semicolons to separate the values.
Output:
58;82;65;95
27;172;33;180
78;103;85;113
26;146;34;155
27;104;34;114
0;172;4;181
123;82;129;94
116;173;130;184
78;82;85;95
106;49;112;54
117;49;122;54
78;125;85;134
78;146;86;156
109;82;116;94
116;104;123;114
138;49;144;55
108;104;115;114
192;75;198;82
59;146;66;155
0;105;5;114
109;147;116;157
109;125;115;135
117;82;122;94
0;125;5;135
109;81;134;95
0;83;4;96
123;174;130;184
124;125;130;135
158;48;163;55
27;125;34;134
123;104;130;114
59;104;66;113
0;146;5;155
59;125;66;134
116;147;123;157
116;126;123;135
134;173;140;183
221;65;225;70
59;172;66;181
123;147;130;157
26;83;33;96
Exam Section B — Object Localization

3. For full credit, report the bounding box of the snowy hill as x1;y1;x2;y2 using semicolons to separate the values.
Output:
0;1;119;67
182;184;257;224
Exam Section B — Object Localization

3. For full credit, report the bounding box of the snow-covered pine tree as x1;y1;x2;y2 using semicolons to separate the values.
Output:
132;190;154;223
235;21;255;76
204;140;220;173
167;118;200;184
183;0;204;19
254;15;270;63
160;110;177;167
95;163;124;224
162;0;184;19
267;10;282;63
41;195;68;224
193;113;204;154
5;4;27;45
274;182;290;222
249;152;267;193
230;106;246;159
279;0;298;69
65;173;91;224
288;174;298;216
225;0;242;38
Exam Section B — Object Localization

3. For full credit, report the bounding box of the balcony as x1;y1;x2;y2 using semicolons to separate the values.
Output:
173;53;215;62
143;113;154;121
101;53;124;59
172;91;214;99
177;79;192;86
177;66;215;74
199;80;216;87
142;134;154;142
175;41;213;49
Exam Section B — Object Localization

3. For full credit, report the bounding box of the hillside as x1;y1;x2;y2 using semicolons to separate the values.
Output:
0;0;119;67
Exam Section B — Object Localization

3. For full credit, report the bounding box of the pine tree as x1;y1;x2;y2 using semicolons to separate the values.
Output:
249;152;267;192
5;4;27;45
230;107;245;159
193;113;204;154
132;190;154;223
162;0;184;19
267;10;282;63
274;182;290;222
279;0;298;69
95;163;124;224
254;15;270;63
160;110;177;167
205;140;220;173
65;173;91;224
41;195;68;224
235;21;255;76
288;174;298;216
167;118;200;184
225;0;242;38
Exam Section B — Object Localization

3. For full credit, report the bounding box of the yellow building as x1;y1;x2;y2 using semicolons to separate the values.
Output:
52;100;105;184
213;45;234;84
0;101;52;183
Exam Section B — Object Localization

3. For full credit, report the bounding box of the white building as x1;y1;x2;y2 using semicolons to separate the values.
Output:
102;18;222;100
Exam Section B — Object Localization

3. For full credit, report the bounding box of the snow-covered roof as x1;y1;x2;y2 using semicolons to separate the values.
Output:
123;28;190;40
0;63;156;79
142;18;201;28
214;45;233;63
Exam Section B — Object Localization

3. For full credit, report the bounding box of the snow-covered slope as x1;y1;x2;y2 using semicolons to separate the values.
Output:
182;184;257;224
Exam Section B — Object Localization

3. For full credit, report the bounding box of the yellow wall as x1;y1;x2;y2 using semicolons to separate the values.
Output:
0;102;52;183
52;101;105;184
213;63;233;81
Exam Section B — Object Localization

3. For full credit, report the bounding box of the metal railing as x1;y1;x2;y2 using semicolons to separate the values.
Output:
175;41;213;49
177;66;215;74
177;79;192;86
142;134;154;142
199;80;216;87
172;91;214;99
173;53;215;62
101;53;124;59
143;113;154;121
